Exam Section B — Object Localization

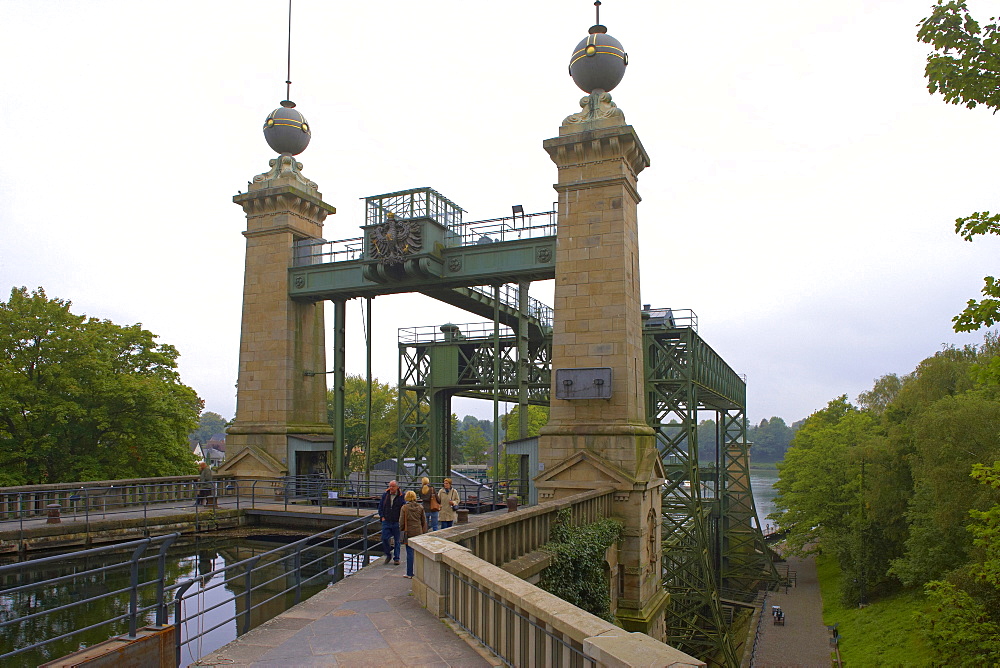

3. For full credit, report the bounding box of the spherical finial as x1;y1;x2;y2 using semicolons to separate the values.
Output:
263;100;311;155
568;24;628;93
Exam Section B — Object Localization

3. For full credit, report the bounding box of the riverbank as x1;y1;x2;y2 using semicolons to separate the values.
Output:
815;553;933;666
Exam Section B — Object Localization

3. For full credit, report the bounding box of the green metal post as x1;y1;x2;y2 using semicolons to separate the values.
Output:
517;281;529;440
365;297;372;484
332;300;346;480
493;285;501;475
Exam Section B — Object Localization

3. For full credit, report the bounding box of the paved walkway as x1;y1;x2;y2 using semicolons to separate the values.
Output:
753;555;834;668
194;556;498;667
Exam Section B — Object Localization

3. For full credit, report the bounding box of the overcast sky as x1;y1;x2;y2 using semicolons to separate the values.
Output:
2;0;998;427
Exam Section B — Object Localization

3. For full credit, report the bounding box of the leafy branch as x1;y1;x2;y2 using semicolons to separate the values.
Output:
538;508;624;622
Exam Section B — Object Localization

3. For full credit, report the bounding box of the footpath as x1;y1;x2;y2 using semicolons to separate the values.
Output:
753;554;834;668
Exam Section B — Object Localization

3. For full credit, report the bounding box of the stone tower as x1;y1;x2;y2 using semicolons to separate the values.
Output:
534;18;669;638
221;101;336;478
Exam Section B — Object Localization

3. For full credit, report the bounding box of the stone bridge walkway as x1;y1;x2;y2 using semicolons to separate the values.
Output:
193;556;498;668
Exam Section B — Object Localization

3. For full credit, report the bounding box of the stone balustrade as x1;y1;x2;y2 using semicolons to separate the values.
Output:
441;486;615;566
411;488;704;667
0;475;241;520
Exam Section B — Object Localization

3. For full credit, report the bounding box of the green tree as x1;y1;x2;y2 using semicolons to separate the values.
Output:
0;287;201;485
917;462;1000;665
918;2;1000;332
918;1;1000;112
856;373;904;415
890;391;1000;585
500;405;549;442
695;418;717;464
326;375;398;472
773;396;867;555
450;414;468;464
190;411;228;445
747;417;795;462
461;426;491;465
451;414;496;464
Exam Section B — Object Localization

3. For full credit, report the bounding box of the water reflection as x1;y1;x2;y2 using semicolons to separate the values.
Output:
750;468;780;531
0;533;367;667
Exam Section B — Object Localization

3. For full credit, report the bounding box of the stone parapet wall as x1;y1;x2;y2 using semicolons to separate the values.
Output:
439;486;615;566
410;490;704;667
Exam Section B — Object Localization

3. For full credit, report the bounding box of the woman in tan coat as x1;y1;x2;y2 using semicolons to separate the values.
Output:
437;478;461;528
400;490;427;578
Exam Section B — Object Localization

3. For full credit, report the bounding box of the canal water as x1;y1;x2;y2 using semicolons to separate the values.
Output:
750;467;780;532
0;530;369;667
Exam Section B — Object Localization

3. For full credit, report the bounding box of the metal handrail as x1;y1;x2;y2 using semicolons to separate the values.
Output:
0;533;179;663
0;475;523;535
0;515;382;666
272;474;523;515
290;210;557;268
170;513;380;665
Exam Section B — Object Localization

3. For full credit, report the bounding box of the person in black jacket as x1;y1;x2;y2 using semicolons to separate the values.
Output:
377;480;405;565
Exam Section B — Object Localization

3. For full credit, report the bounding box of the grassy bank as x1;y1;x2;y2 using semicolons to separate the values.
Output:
749;461;779;472
815;552;934;666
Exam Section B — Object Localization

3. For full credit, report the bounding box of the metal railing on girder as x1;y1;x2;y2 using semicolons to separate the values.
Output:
455;209;556;245
290;210;557;268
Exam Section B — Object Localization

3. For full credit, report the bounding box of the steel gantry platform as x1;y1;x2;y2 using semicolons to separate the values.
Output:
286;187;777;665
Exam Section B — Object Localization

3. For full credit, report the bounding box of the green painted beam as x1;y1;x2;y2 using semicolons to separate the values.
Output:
288;237;555;302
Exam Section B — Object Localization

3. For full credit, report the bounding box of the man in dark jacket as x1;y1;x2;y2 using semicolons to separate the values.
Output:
377;480;405;564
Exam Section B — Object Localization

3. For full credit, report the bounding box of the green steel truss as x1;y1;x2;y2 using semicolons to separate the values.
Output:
397;322;551;478
644;325;740;665
285;188;776;665
395;310;776;666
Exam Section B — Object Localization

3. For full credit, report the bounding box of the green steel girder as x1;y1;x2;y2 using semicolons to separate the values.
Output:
420;285;550;342
647;375;737;665
288;236;556;302
397;326;551;474
644;326;746;411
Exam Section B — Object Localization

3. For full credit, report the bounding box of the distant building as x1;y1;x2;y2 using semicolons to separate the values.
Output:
191;434;226;469
202;447;225;468
205;434;227;453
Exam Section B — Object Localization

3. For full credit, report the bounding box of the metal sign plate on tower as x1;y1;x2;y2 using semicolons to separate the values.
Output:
554;367;612;399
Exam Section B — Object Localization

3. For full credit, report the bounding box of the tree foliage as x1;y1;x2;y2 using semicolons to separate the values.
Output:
746;416;796;462
461;425;492;465
773;342;1000;609
918;1;1000;111
0;287;201;485
189;411;228;445
326;375;398;472
450;414;496;465
500;404;548;442
918;1;1000;332
916;462;1000;665
538;509;624;622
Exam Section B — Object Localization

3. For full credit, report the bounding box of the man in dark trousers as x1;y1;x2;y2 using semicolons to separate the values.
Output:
378;480;405;565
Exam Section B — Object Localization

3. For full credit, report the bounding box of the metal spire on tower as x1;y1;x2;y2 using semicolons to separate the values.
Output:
284;0;293;103
262;0;312;155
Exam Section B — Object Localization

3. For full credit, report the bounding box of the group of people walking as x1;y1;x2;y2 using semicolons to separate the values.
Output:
377;477;460;578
